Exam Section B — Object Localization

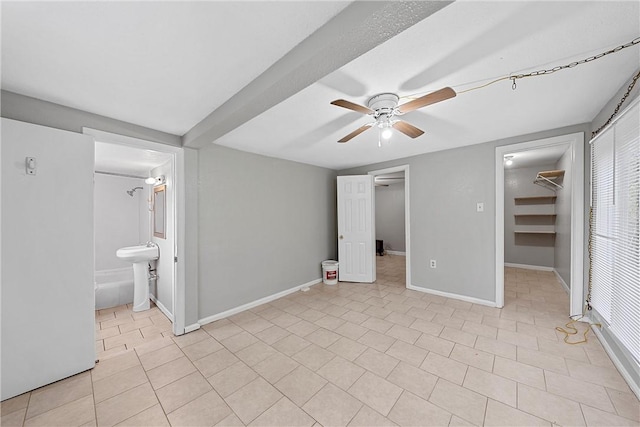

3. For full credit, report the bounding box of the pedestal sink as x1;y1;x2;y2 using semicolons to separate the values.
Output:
116;243;159;312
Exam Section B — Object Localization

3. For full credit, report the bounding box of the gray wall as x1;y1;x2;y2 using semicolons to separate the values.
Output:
341;124;589;304
554;148;572;287
197;144;337;319
1;90;181;147
375;183;405;252
504;164;557;268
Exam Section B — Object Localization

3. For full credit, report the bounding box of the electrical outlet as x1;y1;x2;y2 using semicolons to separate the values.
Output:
477;202;484;212
430;259;437;268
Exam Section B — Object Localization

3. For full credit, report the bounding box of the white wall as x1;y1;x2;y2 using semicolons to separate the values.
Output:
1;118;95;399
151;160;174;318
504;163;557;268
94;174;148;271
554;148;572;286
375;183;405;252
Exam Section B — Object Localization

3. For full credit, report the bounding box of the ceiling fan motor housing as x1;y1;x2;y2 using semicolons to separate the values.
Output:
367;93;399;120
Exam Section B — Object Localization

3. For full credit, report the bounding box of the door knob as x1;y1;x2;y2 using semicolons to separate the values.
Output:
339;235;344;240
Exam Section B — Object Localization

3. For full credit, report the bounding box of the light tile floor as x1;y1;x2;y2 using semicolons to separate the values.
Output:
2;255;639;426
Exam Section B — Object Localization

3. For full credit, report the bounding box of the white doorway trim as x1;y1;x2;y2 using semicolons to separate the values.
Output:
83;128;186;335
368;165;411;288
495;132;584;315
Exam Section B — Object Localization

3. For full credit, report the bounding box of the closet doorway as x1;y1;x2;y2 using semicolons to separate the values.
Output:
495;133;584;316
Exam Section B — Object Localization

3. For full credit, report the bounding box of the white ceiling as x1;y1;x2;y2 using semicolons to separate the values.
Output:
1;1;350;135
504;144;570;170
2;2;639;171
95;142;173;177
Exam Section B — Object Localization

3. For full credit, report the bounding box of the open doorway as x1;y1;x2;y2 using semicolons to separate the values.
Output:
85;128;187;336
368;165;411;288
495;133;584;316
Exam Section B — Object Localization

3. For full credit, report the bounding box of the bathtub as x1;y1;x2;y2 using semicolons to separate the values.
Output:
95;267;134;310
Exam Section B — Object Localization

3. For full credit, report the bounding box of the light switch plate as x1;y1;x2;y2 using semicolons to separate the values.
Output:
477;202;484;212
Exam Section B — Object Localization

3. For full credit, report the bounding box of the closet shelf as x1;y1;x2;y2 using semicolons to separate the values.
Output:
534;169;565;191
514;214;557;219
514;230;556;235
514;196;557;205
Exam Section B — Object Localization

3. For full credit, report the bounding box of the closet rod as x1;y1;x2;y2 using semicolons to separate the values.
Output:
533;174;563;190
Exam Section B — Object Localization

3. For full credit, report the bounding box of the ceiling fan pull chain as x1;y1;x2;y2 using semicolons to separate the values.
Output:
511;77;517;90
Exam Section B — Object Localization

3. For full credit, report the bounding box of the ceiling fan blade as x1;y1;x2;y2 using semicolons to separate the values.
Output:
393;121;424;138
330;99;373;115
338;124;373;143
397;87;456;113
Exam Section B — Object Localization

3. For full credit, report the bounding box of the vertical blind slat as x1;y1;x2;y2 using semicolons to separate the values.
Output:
591;100;640;364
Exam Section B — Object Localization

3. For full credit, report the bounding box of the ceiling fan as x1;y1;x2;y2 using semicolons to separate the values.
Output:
330;87;456;143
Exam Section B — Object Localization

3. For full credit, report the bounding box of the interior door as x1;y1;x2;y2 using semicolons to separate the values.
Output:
1;118;95;400
337;175;375;283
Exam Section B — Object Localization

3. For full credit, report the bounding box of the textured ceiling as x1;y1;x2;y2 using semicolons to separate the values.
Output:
1;1;350;135
213;1;640;169
2;1;639;170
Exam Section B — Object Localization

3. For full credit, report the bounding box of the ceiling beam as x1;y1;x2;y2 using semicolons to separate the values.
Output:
182;1;452;149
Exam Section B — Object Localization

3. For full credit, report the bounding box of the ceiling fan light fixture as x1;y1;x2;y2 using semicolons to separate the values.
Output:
377;115;393;140
380;126;393;140
331;87;455;143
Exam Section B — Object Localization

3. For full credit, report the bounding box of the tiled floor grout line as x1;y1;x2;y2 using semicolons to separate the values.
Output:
7;260;638;426
124;348;164;426
199;328;279;426
89;370;99;427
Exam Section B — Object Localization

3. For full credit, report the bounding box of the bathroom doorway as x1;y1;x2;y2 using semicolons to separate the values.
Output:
86;128;186;336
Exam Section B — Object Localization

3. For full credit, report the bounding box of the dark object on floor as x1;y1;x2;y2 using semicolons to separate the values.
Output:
376;240;384;256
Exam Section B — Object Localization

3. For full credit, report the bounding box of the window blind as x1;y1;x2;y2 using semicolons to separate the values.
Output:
591;99;640;364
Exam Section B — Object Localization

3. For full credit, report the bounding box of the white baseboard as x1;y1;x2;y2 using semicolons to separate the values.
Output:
198;278;322;327
504;263;554;271
553;269;570;295
184;323;201;334
150;294;174;322
385;251;406;256
407;284;496;307
590;323;640;399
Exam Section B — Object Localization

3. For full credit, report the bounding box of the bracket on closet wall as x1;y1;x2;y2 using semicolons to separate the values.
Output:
534;169;565;191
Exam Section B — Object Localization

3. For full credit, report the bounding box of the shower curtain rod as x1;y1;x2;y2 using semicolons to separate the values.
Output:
95;170;147;180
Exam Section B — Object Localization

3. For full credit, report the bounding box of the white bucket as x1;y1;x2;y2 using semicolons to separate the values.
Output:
322;260;339;285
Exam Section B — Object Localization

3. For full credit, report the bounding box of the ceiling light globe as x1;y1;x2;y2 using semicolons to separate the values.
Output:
381;128;393;140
